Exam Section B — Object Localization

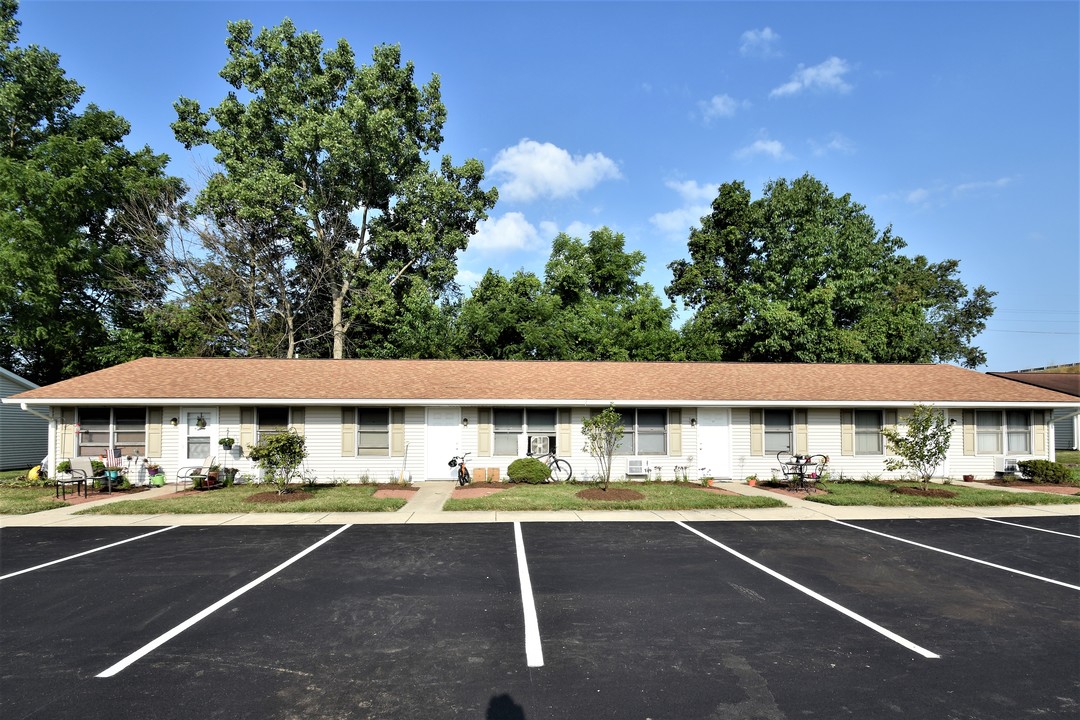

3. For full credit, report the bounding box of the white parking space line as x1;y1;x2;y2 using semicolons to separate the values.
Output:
832;520;1080;591
675;521;940;660
514;522;544;667
0;527;178;581
97;524;352;678
978;517;1080;539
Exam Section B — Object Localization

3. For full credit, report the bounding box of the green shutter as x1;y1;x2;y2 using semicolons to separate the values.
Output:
391;408;405;457
341;407;356;456
146;407;163;457
478;408;492;457
290;407;305;435
750;409;763;456
794;410;808;455
962;410;975;456
840;410;854;456
668;409;682;456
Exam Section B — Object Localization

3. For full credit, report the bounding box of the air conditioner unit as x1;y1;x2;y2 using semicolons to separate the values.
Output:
626;458;650;476
994;456;1019;474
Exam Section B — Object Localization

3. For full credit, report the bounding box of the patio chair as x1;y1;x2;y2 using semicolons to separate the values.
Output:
176;457;214;492
69;456;110;493
54;458;87;500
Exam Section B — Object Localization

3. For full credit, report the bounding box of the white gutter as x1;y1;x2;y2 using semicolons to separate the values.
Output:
18;402;53;423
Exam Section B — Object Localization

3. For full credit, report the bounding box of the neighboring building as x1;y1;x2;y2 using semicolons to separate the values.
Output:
4;357;1078;484
0;367;48;471
989;365;1080;451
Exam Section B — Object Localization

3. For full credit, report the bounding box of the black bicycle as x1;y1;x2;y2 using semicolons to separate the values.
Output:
528;450;573;482
448;452;471;486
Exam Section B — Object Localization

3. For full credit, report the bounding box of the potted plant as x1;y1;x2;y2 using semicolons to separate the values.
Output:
146;462;166;487
219;434;236;451
746;474;758;487
207;464;221;486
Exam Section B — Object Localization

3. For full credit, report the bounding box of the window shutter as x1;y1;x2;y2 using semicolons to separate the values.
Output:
668;409;682;455
840;410;854;456
341;408;356;456
794;410;808;455
750;409;763;456
290;407;305;435
962;410;975;456
558;409;571;457
146;407;163;457
240;408;255;451
883;410;897;432
391;408;405;457
478;408;492;457
59;407;76;458
1033;411;1046;455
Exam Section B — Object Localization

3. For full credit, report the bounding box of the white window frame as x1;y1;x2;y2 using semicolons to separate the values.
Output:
257;407;290;443
763;409;792;454
357;407;390;456
975;410;1032;455
612;408;669;456
77;407;147;458
854;409;884;455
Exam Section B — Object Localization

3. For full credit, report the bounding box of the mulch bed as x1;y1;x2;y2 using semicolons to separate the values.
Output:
891;486;956;498
60;486;150;506
373;487;418;499
453;482;507;498
755;482;827;498
976;480;1080;495
698;486;741;496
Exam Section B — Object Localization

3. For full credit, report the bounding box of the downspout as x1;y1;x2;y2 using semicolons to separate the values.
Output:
19;402;57;474
19;402;53;423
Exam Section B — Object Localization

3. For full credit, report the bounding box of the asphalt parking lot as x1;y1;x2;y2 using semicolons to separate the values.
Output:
2;517;1078;719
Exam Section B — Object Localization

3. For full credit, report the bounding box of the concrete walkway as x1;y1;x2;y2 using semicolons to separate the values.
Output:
2;480;1078;528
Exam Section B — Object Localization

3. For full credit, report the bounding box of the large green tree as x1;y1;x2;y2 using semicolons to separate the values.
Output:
171;18;496;359
667;174;995;367
455;227;680;360
0;0;184;383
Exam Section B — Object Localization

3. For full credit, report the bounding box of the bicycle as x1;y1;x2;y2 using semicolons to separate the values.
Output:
528;450;573;482
448;452;471;486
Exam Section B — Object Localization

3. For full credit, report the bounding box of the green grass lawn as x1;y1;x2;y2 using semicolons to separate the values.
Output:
443;482;787;512
807;480;1080;507
75;484;409;515
0;486;68;514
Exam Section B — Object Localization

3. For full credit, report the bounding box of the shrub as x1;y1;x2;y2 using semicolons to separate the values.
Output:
1017;459;1073;485
507;457;551;484
56;460;72;474
248;430;308;494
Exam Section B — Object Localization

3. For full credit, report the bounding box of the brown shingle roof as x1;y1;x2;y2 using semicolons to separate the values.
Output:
989;372;1080;397
7;357;1079;405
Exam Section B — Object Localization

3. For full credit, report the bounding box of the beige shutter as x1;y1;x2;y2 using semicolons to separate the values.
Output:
668;409;682;455
962;410;975;456
478;408;492;457
794;410;808;455
290;407;305;435
341;407;356;456
390;408;405;457
840;410;854;456
146;407;163;457
750;409;763;456
240;407;255;451
1033;410;1046;455
883;410;897;432
59;407;76;458
558;409;571;456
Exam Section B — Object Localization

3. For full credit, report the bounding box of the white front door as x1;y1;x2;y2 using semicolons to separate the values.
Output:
697;407;731;480
181;408;216;466
426;407;461;481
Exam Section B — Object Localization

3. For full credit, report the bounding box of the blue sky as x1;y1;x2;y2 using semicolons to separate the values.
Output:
18;1;1080;370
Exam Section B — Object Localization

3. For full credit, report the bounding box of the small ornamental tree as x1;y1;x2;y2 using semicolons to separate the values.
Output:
247;430;307;494
881;405;952;490
581;404;625;490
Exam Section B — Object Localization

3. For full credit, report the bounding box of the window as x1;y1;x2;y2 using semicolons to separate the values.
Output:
854;410;883;455
527;409;557;455
975;411;1002;454
358;408;390;455
494;409;523;455
610;409;668;456
258;407;290;442
1007;411;1030;453
77;407;146;457
764;410;792;454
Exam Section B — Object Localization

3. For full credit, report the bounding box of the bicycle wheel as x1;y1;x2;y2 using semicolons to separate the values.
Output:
459;467;471;486
549;459;572;483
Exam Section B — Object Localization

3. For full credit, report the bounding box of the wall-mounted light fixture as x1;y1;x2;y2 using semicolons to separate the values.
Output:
690;417;697;427
170;417;178;427
462;417;469;427
949;418;957;427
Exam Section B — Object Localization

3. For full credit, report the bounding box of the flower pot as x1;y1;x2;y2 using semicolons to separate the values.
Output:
963;474;975;482
746;479;757;487
150;474;166;487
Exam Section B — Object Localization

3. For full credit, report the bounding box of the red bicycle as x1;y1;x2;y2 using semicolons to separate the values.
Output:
448;452;472;486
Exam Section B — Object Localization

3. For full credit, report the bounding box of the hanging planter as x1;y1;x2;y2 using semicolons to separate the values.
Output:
196;415;207;430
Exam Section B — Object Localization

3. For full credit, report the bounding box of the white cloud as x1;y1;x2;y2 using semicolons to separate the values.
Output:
770;56;852;97
699;93;745;121
740;27;781;58
454;268;485;291
954;177;1012;195
665;179;717;203
490;139;622;202
469;212;541;252
735;136;790;161
810;132;856;157
895;176;1015;207
649;179;717;239
905;188;930;205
